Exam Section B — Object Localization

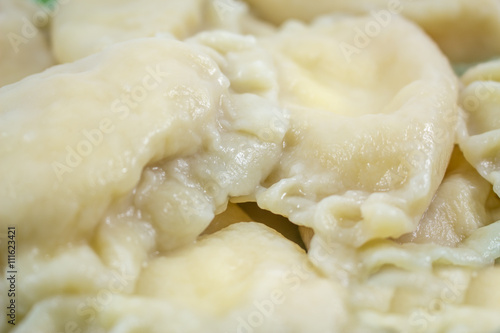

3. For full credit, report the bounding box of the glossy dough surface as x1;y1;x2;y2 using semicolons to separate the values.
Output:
1;2;500;333
0;37;287;252
458;60;500;198
256;16;459;247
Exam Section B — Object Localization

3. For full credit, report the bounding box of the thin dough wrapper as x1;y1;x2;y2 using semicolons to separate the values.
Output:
243;0;500;63
301;148;500;331
256;16;458;248
458;59;500;198
51;0;273;63
349;135;500;282
0;0;54;87
398;148;500;247
352;161;500;280
356;208;500;276
0;37;288;252
301;148;500;281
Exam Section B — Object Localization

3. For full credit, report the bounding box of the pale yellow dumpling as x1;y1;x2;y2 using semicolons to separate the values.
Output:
0;36;287;253
51;0;273;63
458;59;500;198
243;0;500;62
0;0;54;87
255;15;459;248
399;148;500;247
10;223;348;333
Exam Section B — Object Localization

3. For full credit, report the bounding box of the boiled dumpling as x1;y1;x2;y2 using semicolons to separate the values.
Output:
11;223;348;333
255;15;459;249
0;0;54;87
0;37;287;253
458;59;500;198
51;0;273;63
243;0;500;62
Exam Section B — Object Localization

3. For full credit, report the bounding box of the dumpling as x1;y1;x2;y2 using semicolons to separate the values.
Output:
255;15;459;249
352;265;500;333
398;147;500;247
10;223;348;333
458;59;500;198
51;0;273;63
0;0;54;87
299;148;500;332
0;36;288;253
136;222;347;332
243;0;500;62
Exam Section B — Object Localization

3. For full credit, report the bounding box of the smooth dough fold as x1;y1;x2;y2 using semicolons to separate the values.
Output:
458;59;500;198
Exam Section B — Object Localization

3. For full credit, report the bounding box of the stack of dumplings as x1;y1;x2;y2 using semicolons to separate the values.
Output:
1;0;500;332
